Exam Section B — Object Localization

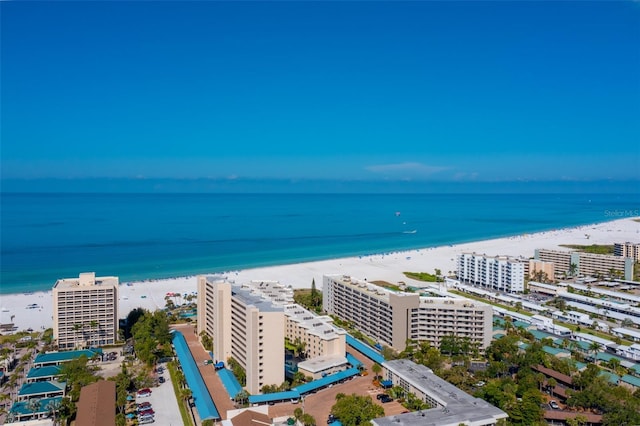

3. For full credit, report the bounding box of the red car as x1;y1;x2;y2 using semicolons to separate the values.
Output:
138;409;155;416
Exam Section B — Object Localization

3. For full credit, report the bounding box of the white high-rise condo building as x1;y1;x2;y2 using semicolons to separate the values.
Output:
323;275;492;352
53;272;118;350
456;253;526;293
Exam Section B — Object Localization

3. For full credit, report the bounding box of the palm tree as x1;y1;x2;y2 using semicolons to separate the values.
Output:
45;399;61;425
180;388;192;406
589;341;601;363
372;363;382;380
26;398;41;417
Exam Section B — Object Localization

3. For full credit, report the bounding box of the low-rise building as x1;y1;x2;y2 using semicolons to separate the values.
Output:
372;359;508;426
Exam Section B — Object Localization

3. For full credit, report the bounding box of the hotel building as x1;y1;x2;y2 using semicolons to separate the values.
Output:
323;275;492;353
535;249;634;280
456;253;526;293
614;242;640;262
197;276;348;394
372;359;508;426
52;272;118;351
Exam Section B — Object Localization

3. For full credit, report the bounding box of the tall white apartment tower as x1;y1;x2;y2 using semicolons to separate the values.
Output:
53;272;118;350
197;276;285;394
457;253;526;293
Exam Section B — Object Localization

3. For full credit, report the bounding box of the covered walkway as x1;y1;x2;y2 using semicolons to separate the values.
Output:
293;367;360;394
346;335;386;365
217;368;243;399
172;330;220;421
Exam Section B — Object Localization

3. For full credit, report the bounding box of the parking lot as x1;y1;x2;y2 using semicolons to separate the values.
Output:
136;364;182;426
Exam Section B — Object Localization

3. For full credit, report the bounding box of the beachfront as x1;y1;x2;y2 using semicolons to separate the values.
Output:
2;217;638;333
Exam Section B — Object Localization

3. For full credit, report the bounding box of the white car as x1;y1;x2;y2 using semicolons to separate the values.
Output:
549;400;560;410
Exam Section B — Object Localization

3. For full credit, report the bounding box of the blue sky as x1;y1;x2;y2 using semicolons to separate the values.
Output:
1;1;639;192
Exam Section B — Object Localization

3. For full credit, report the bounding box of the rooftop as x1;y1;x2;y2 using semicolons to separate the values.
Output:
75;380;116;426
231;283;284;313
297;355;348;373
376;359;508;426
53;272;118;290
26;366;62;380
19;380;66;397
34;349;102;365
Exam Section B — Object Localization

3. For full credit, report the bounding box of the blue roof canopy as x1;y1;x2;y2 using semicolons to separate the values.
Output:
217;368;242;399
293;367;360;394
346;335;385;365
171;331;220;420
248;390;301;404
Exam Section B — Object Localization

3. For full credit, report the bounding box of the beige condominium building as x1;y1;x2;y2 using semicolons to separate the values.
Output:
197;276;348;394
197;276;285;394
323;275;492;353
615;242;640;262
456;253;527;293
53;272;118;351
528;259;555;282
536;249;634;280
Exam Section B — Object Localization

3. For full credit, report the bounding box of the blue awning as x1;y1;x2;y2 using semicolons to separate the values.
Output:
248;390;301;404
217;368;242;399
380;380;393;388
293;367;360;394
346;335;386;365
171;331;220;420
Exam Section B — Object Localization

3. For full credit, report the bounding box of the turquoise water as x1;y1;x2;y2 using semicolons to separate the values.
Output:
1;193;638;294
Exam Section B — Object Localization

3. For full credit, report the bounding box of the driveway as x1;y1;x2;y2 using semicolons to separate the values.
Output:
140;363;183;426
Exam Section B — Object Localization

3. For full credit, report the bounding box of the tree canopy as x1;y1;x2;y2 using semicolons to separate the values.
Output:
330;393;384;426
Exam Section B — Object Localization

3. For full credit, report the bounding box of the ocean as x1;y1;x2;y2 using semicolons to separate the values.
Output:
1;192;638;294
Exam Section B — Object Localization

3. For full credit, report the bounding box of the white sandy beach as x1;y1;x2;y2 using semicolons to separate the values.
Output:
2;217;639;333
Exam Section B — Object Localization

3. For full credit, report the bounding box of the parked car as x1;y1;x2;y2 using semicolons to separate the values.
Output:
549;400;560;410
137;388;152;397
139;419;155;425
380;395;393;403
139;409;155;416
158;376;165;384
137;402;152;409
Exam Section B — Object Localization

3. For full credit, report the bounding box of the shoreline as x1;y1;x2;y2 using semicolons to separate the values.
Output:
1;216;638;333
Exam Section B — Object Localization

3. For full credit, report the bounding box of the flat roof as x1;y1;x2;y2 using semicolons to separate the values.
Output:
376;359;507;426
172;330;220;420
621;374;640;388
297;355;348;373
231;284;284;313
34;349;102;365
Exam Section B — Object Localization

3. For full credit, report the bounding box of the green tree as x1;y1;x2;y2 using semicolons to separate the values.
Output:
59;355;100;401
330;394;384;426
371;363;382;379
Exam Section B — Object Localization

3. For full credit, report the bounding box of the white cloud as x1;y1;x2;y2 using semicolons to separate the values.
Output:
365;162;448;177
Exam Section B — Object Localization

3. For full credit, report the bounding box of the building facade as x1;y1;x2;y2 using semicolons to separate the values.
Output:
197;276;284;394
456;253;526;293
197;276;348;394
323;275;492;352
614;242;640;262
535;249;634;280
53;272;118;351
